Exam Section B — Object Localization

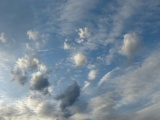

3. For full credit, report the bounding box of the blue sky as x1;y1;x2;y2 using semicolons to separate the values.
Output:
0;0;160;119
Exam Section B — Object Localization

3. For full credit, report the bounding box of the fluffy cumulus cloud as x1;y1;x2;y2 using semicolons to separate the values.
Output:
27;30;39;41
72;53;86;67
0;33;7;43
88;69;96;80
11;54;49;86
120;32;141;58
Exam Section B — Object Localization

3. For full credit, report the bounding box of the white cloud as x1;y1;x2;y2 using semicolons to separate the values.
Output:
72;53;86;67
82;81;91;91
98;71;112;86
0;33;7;43
27;30;39;41
116;51;160;107
12;54;49;85
64;42;72;50
16;55;39;70
120;32;141;58
88;70;97;80
78;27;89;39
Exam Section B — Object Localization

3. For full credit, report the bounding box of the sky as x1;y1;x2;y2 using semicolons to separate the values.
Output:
0;0;160;120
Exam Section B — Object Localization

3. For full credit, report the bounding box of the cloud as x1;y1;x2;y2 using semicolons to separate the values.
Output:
78;27;89;39
11;54;49;85
16;54;39;70
30;71;49;93
72;53;86;67
11;66;28;85
105;0;141;43
27;30;39;41
58;0;98;35
88;70;96;80
56;81;80;117
82;81;91;91
98;71;112;86
135;102;160;120
115;51;160;107
57;81;80;109
120;32;141;58
0;33;7;43
64;41;72;50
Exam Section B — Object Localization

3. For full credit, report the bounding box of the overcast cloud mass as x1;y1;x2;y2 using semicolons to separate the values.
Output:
0;0;160;119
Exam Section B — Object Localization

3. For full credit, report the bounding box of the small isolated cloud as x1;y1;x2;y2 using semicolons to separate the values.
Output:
11;66;28;85
72;53;86;67
27;30;39;41
120;32;141;58
78;27;89;39
30;71;49;93
64;42;72;50
0;33;7;43
88;70;96;80
76;39;84;44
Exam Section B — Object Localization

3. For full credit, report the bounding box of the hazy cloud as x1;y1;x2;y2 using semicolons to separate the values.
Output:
98;71;112;86
0;33;7;43
82;81;91;91
27;30;39;41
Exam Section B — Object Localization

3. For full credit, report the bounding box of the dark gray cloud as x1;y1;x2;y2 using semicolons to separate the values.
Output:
30;72;49;94
56;81;80;118
56;81;80;109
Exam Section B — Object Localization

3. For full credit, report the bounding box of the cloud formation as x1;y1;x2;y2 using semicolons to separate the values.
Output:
72;53;86;67
11;54;49;88
120;32;141;58
98;71;112;86
57;81;80;109
27;30;39;41
30;71;49;93
56;81;80;117
0;33;7;43
78;27;89;39
88;69;96;80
